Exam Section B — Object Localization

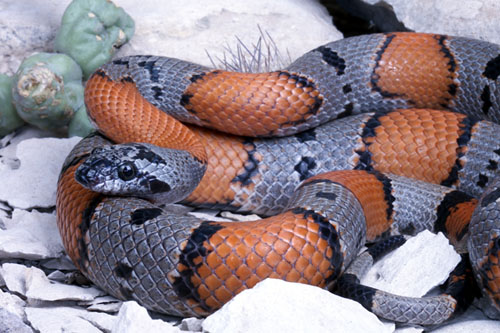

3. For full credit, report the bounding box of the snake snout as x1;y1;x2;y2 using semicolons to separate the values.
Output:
75;164;91;187
75;158;110;188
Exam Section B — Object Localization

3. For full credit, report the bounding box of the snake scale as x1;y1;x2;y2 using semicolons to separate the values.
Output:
56;32;500;325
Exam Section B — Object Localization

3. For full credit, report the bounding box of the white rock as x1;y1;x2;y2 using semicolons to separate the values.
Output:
0;209;64;260
0;289;26;320
0;263;105;302
0;263;27;295
202;278;389;333
0;126;53;160
26;306;116;333
0;126;51;171
0;136;81;209
112;301;181;333
361;230;461;297
0;0;68;75
117;0;342;69
0;307;33;333
25;266;105;303
362;0;500;44
1;0;341;75
431;307;500;332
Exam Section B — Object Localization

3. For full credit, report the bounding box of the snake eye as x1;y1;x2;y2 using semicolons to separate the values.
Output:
118;162;137;181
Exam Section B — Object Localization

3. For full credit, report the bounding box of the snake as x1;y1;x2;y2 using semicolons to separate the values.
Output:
56;32;500;325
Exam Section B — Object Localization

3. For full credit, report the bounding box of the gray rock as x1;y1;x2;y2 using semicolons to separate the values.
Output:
0;307;33;333
202;278;388;333
46;270;67;282
40;256;76;271
179;317;203;332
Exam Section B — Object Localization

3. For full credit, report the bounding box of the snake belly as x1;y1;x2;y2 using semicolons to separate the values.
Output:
57;32;500;324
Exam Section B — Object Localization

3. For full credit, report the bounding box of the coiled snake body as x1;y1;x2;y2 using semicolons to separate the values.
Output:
56;32;500;324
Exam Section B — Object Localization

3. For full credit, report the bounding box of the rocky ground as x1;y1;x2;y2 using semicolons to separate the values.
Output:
1;0;500;332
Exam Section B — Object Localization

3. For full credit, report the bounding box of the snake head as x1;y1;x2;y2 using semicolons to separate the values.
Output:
75;142;206;204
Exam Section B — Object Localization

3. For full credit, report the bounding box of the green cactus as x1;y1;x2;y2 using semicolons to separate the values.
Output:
0;74;24;136
12;53;84;132
55;0;135;79
68;105;95;137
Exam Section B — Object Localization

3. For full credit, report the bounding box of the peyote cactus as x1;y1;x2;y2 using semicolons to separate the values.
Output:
12;53;84;132
55;0;135;79
0;74;24;136
68;105;95;137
